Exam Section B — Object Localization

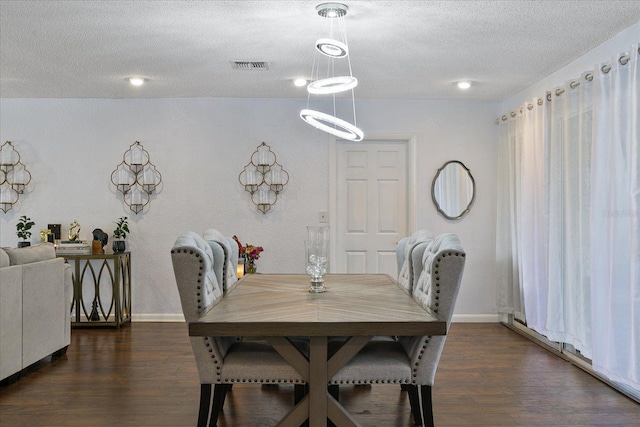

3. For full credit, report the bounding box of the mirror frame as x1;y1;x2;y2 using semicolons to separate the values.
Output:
431;160;476;220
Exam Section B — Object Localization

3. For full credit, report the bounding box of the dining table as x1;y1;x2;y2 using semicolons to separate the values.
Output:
188;273;447;427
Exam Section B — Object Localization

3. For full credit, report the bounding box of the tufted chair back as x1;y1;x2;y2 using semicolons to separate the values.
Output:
396;229;434;292
203;228;238;291
400;233;465;385
171;232;235;384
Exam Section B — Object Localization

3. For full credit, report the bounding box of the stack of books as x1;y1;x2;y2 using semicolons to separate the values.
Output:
56;240;91;255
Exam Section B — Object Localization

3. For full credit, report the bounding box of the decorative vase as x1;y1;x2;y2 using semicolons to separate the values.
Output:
245;261;257;274
17;241;30;248
306;225;329;293
112;239;126;253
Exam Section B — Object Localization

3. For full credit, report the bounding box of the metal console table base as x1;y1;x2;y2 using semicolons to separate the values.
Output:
58;252;131;328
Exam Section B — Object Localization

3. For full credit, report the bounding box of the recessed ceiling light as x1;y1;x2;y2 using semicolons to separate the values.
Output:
294;78;308;87
127;77;146;87
457;81;472;90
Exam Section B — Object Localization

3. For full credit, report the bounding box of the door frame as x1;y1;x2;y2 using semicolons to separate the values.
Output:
329;134;418;272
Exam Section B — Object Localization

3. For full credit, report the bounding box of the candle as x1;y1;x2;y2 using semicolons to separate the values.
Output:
271;168;281;185
0;147;14;165
236;262;244;279
131;189;142;206
0;188;9;203
258;149;268;166
131;147;142;165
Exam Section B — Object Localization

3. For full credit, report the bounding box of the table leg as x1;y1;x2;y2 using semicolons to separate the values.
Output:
309;336;328;427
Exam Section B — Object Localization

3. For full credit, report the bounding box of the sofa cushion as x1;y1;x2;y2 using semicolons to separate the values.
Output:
0;247;9;268
3;243;56;266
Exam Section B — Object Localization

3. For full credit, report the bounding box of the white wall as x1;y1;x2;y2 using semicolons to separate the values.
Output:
0;97;499;320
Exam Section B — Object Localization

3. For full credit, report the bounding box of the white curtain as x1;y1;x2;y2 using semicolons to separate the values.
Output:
590;46;639;390
496;117;523;318
496;44;639;390
544;75;593;355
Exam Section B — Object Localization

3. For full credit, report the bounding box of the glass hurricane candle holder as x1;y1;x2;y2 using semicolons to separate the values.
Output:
306;226;329;293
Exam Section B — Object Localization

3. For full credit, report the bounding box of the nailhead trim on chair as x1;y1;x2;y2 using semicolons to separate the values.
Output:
410;250;464;384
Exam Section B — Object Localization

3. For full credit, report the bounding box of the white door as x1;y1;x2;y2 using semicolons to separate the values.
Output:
334;141;409;276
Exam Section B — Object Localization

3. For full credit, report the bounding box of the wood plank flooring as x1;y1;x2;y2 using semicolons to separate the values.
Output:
1;323;638;426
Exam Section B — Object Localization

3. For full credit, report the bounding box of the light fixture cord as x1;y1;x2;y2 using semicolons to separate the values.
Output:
339;16;358;127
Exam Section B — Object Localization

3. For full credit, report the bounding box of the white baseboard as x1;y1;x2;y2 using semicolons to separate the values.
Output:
132;314;185;322
452;314;500;323
132;313;499;323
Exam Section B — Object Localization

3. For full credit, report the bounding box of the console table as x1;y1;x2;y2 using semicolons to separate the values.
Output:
57;252;131;328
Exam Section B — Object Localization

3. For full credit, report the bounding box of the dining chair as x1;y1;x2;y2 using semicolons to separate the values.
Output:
330;233;466;427
203;228;238;291
171;232;306;427
396;229;434;292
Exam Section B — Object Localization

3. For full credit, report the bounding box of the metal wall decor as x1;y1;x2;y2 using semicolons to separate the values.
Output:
238;142;289;214
0;141;32;213
110;141;162;214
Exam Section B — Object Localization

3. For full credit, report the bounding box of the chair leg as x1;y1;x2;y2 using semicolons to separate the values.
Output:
420;385;434;427
328;384;339;402
210;384;230;427
198;384;212;427
406;384;422;426
294;384;306;404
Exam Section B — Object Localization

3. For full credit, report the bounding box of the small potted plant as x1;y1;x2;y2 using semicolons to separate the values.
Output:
112;216;129;253
16;215;35;248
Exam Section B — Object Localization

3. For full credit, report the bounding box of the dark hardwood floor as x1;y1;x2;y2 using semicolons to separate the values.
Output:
1;323;638;426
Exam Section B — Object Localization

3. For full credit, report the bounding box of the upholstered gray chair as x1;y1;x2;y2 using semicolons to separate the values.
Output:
330;233;465;427
171;232;306;427
397;229;434;293
203;229;238;291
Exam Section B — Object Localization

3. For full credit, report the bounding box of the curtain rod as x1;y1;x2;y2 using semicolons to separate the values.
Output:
495;46;639;124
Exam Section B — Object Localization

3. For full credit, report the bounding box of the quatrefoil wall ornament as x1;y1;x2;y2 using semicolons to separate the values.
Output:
238;142;289;214
0;141;32;214
110;141;162;214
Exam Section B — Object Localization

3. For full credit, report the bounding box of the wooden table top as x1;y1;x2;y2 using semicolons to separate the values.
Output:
189;274;446;338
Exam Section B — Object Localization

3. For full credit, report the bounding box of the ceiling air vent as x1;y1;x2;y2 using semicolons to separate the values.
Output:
231;61;270;71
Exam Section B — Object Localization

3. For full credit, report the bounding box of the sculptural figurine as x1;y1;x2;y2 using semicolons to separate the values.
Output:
92;228;108;247
68;220;81;241
40;229;52;243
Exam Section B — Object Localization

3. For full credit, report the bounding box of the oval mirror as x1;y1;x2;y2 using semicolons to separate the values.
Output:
431;160;475;220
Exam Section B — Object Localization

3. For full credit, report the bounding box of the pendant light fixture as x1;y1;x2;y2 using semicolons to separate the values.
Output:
300;2;364;142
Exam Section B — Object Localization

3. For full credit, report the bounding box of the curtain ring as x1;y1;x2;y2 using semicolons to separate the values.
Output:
546;93;552;101
537;99;543;106
601;64;611;74
555;88;565;96
495;118;500;125
585;73;593;82
527;103;533;110
570;80;580;89
501;115;508;121
510;111;517;118
619;55;630;66
519;107;523;114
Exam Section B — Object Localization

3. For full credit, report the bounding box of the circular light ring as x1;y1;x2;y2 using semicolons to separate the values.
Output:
300;109;363;141
315;38;348;58
307;76;358;95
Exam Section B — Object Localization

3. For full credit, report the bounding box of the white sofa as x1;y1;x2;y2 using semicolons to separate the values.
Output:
0;243;72;383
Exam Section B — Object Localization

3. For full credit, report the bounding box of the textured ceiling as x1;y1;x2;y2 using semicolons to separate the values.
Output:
1;1;639;100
